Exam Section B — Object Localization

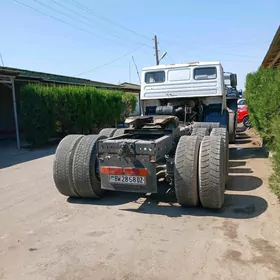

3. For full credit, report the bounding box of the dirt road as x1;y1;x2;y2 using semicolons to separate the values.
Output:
1;127;280;280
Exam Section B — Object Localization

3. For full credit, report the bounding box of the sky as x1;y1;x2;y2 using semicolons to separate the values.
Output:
1;0;279;90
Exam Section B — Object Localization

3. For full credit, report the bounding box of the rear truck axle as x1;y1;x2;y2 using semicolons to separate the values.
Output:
53;121;227;209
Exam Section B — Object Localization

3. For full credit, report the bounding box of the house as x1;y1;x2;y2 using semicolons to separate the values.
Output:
0;66;140;148
262;25;280;69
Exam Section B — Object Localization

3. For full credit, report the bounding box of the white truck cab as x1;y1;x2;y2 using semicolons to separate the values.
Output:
141;61;225;99
140;62;227;119
140;61;237;142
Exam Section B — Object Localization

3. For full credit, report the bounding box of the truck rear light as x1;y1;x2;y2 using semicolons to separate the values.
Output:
100;166;123;175
123;168;148;176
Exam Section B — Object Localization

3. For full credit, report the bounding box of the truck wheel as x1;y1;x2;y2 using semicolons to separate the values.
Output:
193;122;220;132
99;128;117;138
113;128;126;137
243;116;251;128
174;136;201;206
191;127;209;140
211;128;229;184
228;111;236;144
198;136;225;209
72;135;106;198
53;135;84;197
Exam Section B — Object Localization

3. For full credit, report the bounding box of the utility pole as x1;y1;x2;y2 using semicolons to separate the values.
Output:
0;52;4;66
154;35;159;65
132;56;141;84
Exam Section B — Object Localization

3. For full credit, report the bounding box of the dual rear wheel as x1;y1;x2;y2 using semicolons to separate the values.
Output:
53;127;228;209
174;127;228;209
53;128;126;198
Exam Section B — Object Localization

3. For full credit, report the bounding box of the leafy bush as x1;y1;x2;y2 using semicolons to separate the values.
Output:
245;67;280;197
20;84;137;145
269;117;280;198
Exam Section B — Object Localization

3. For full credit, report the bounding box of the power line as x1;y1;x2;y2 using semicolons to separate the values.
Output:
14;0;87;32
67;0;152;42
14;0;105;39
30;0;132;48
75;45;144;76
51;0;123;40
51;0;151;49
14;0;138;49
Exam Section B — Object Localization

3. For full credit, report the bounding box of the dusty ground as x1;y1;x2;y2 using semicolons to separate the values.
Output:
1;127;280;280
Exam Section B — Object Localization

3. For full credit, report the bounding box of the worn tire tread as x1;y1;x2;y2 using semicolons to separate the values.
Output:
72;135;106;198
198;136;225;209
53;135;84;197
174;136;200;206
113;128;126;137
99;128;117;138
211;127;229;184
191;127;209;140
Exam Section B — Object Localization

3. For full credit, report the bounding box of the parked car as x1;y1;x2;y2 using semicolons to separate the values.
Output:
237;98;246;109
238;105;250;127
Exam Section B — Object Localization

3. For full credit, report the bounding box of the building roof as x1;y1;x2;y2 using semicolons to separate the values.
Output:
262;25;280;69
0;66;120;89
119;82;140;91
0;68;20;77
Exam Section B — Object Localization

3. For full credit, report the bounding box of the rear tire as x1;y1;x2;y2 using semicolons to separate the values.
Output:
211;128;229;184
174;136;201;206
113;128;126;137
99;128;117;138
53;135;84;197
228;111;236;144
191;127;209;140
198;136;225;209
72;135;106;198
193;122;220;132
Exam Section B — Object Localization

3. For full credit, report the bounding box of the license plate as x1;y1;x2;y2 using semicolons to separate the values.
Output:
109;175;146;185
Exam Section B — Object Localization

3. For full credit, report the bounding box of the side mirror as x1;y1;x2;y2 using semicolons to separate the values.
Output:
238;89;243;98
230;74;237;87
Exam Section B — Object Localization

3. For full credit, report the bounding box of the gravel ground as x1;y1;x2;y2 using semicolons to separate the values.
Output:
1;127;280;280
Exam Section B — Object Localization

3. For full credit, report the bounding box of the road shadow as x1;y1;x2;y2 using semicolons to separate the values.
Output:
121;192;268;219
226;175;262;191
67;191;144;206
236;126;250;133
235;134;251;140
234;139;252;145
229;161;246;168
0;143;56;169
229;168;253;174
229;147;268;160
68;181;268;219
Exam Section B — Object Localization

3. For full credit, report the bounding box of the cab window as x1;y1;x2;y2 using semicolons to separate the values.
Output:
194;67;217;80
145;71;165;84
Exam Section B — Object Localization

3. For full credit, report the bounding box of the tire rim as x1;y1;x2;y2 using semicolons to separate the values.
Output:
244;118;250;127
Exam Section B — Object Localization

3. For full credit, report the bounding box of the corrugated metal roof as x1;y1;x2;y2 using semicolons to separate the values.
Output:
0;66;120;89
262;25;280;69
0;68;20;77
119;82;140;91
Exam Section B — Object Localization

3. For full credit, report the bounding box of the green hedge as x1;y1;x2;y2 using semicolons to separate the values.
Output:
245;66;280;196
20;84;137;145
